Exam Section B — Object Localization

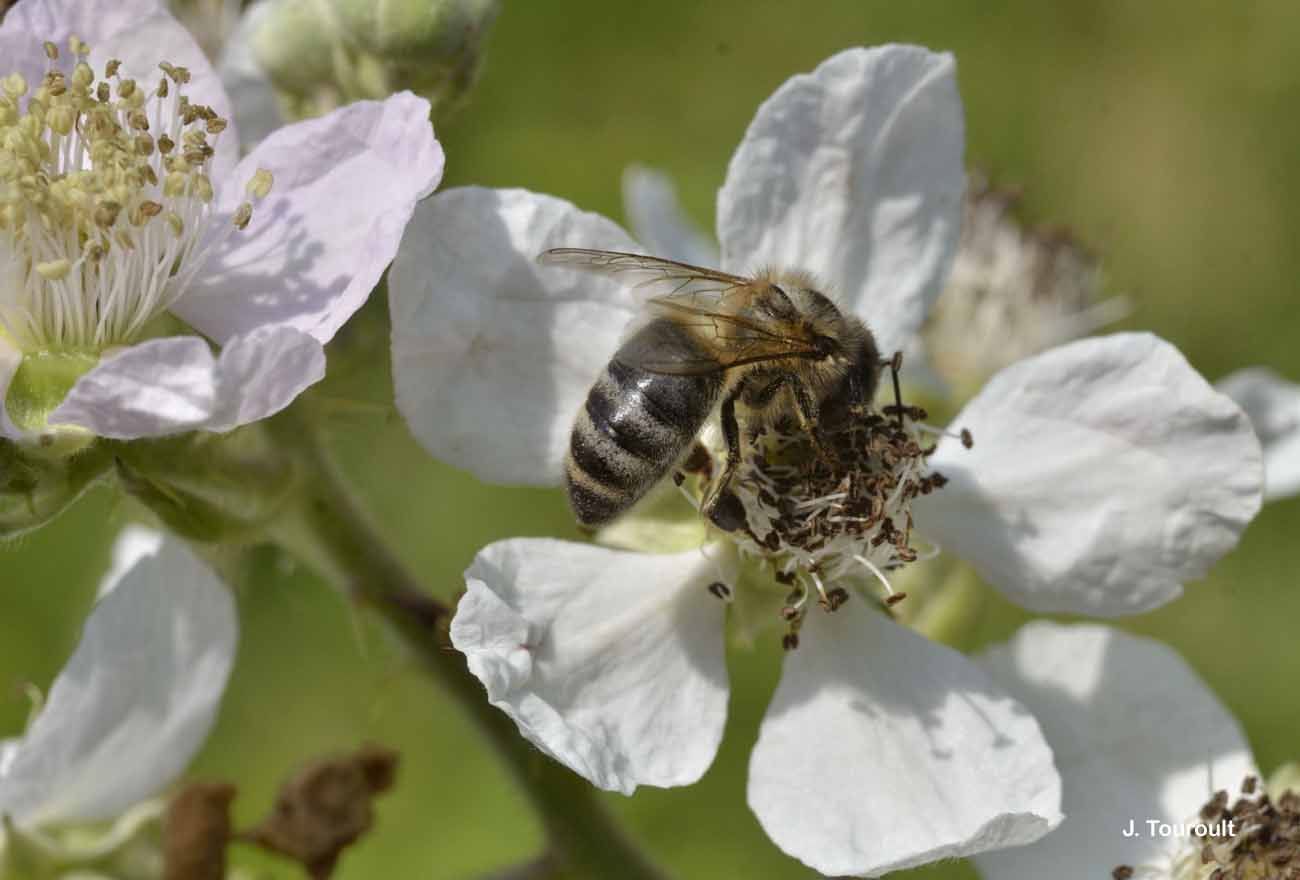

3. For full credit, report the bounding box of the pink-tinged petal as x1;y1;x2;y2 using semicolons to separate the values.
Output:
914;333;1262;617
389;187;639;486
49;327;324;438
716;46;965;355
1;0;238;177
748;601;1061;877
451;538;729;795
174;92;443;345
1217;367;1300;501
974;623;1256;880
0;533;237;827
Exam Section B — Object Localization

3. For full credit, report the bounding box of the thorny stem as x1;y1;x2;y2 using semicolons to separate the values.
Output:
265;407;668;880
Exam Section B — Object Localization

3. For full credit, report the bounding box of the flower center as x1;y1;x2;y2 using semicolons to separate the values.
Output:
0;37;270;354
1113;776;1300;880
924;176;1126;395
684;398;955;649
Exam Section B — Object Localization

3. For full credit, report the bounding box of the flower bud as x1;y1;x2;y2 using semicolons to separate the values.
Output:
249;0;499;120
111;426;295;543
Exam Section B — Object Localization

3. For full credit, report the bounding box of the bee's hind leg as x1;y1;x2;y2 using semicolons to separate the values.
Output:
702;385;749;533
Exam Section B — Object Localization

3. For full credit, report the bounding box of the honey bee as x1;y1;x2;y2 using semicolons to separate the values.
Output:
540;248;887;532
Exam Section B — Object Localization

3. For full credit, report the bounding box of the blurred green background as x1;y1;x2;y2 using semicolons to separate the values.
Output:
4;1;1300;877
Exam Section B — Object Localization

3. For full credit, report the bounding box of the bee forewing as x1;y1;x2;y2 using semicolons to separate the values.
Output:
541;248;821;374
539;248;754;305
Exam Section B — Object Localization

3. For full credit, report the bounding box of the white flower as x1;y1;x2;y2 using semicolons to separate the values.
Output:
1217;367;1300;501
0;0;443;443
973;622;1297;880
388;45;1261;876
0;526;237;851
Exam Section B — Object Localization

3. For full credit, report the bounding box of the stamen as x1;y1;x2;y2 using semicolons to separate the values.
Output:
853;554;898;601
694;388;948;647
0;39;247;355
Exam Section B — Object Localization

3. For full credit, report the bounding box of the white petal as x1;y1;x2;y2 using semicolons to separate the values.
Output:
451;538;729;795
215;0;283;153
1217;367;1300;501
173;92;443;345
621;165;720;266
915;333;1262;616
49;327;324;438
203;325;326;432
716;46;965;355
748;602;1061;877
389;187;640;486
973;623;1256;880
1;0;239;178
0;535;237;827
99;524;165;599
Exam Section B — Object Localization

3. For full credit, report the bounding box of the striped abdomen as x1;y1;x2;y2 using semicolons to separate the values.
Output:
566;321;722;526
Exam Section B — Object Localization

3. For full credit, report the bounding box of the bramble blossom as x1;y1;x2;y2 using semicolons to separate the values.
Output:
389;45;1261;876
0;0;442;445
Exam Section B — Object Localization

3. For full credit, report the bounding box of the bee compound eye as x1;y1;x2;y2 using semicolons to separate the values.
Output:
813;334;838;358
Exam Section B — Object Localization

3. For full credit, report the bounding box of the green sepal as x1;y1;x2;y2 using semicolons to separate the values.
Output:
1;438;111;539
0;801;165;880
110;425;295;543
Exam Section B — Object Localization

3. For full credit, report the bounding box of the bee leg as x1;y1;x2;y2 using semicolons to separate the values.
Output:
786;375;833;465
743;373;832;463
703;385;748;533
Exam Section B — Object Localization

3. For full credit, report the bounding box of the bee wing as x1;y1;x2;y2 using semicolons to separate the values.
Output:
539;248;821;376
539;248;752;301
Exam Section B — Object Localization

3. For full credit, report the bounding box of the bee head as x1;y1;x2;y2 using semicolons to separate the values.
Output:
817;321;883;432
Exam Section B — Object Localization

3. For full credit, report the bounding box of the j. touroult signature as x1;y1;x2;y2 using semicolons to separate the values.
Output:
1122;818;1238;838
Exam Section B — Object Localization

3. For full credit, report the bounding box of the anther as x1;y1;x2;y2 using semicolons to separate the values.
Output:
35;259;71;281
247;168;274;199
706;582;732;601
